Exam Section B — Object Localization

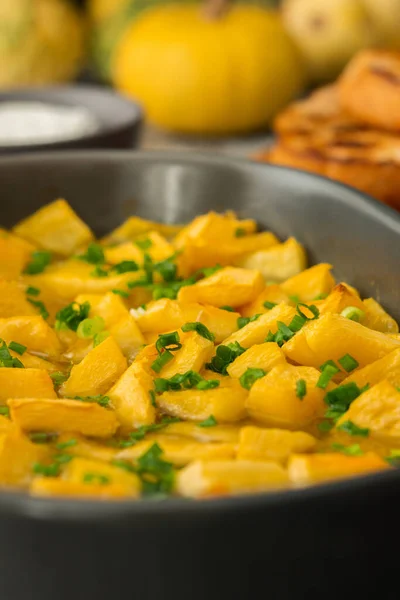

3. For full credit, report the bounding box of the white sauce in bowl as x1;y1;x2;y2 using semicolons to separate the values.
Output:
0;102;100;146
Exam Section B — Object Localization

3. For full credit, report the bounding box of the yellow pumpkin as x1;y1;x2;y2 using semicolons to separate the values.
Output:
113;2;305;134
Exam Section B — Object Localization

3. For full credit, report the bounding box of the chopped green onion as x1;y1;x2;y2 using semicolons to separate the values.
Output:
91;265;109;278
26;286;40;297
289;294;300;305
338;353;359;373
181;322;215;342
324;382;368;420
27;298;49;320
78;243;105;265
33;462;61;477
296;303;320;320
55;301;90;332
206;341;246;375
149;390;157;407
83;473;110;485
237;314;261;329
155;331;182;355
296;379;307;400
316;364;339;389
263;301;277;310
136;443;175;495
331;443;363;457
319;359;339;372
288;314;307;332
24;251;52;275
29;432;58;444
111;260;139;274
340;306;365;322
0;406;10;417
235;228;246;238
313;293;328;300
56;438;77;451
117;417;181;448
155;257;177;282
154;370;220;392
198;415;218;428
8;341;26;355
318;420;334;433
50;371;68;386
73;395;111;408
111;289;130;298
196;379;220;390
76;316;105;339
0;339;24;368
220;306;235;312
336;420;369;437
239;367;266;390
135;238;152;250
93;331;110;347
151;350;174;373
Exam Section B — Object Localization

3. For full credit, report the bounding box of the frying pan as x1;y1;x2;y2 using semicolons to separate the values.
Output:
0;151;399;600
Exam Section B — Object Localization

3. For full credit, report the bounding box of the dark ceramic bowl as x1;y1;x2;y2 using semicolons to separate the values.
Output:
0;151;400;600
0;85;142;153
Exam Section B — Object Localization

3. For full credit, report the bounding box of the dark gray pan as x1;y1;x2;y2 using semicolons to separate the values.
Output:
0;151;399;600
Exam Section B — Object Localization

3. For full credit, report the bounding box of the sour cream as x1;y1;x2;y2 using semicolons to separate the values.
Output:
0;102;100;146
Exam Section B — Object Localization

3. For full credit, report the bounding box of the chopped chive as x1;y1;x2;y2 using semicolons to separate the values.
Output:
239;367;266;390
56;438;77;451
316;364;339;389
235;228;246;238
26;286;40;297
155;331;182;355
338;353;359;373
93;331;110;347
263;301;277;310
76;316;105;339
112;289;130;298
181;322;215;342
73;395;111;408
319;359;339;372
83;472;110;485
29;432;58;444
324;382;368;420
154;370;220;392
78;243;105;265
0;339;25;368
288;314;307;332
206;341;246;375
27;298;49;320
296;303;319;320
198;415;218;428
24;251;52;275
91;265;109;278
237;314;261;329
8;341;26;355
220;306;235;312
111;260;139;274
337;420;369;437
50;371;68;387
135;238;152;250
313;293;328;300
289;294;300;305
331;443;363;457
33;462;61;477
196;379;220;390
296;379;307;400
117;417;181;448
0;406;10;417
151;350;174;373
55;301;90;332
318;420;334;433
340;306;365;322
149;390;157;407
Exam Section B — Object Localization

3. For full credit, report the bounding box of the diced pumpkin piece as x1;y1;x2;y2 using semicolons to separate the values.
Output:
0;430;50;487
0;229;35;279
246;364;330;429
336;380;400;444
220;304;297;349
161;421;241;444
103;216;182;244
61;336;127;398
109;314;145;360
0;280;37;318
0;368;56;402
177;267;264;308
75;292;128;328
318;283;364;317
177;459;288;497
343;348;400;390
117;436;236;467
108;360;156;429
175;212;256;251
281;263;335;302
237;426;316;463
157;381;247;423
284;313;400;370
13;199;93;256
14;352;59;373
362;298;399;334
8;398;118;438
241;285;290;317
30;478;132;499
63;457;141;496
227;342;286;378
236;238;306;282
24;260;142;302
0;316;61;358
288;452;387;484
105;231;174;264
159;331;214;379
55;433;118;463
0;415;15;434
134;299;239;343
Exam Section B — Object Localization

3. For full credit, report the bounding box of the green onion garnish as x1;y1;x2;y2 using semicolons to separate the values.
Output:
263;301;277;310
0;406;10;417
206;341;246;375
340;306;365;322
55;301;90;332
27;298;49;320
26;286;40;297
338;353;359;373
198;415;218;428
78;243;105;265
111;289;130;298
24;250;52;274
235;228;246;238
50;371;68;386
93;331;110;347
151;351;174;373
237;314;261;329
56;439;77;451
181;322;215;342
331;443;363;457
76;316;105;339
296;379;307;400
239;367;266;390
135;238;152;250
83;473;110;485
8;341;26;355
316;364;339;389
220;306;235;312
91;266;109;278
111;260;139;274
336;420;369;437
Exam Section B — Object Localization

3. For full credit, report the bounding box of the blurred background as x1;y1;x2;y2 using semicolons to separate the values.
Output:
1;0;399;155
